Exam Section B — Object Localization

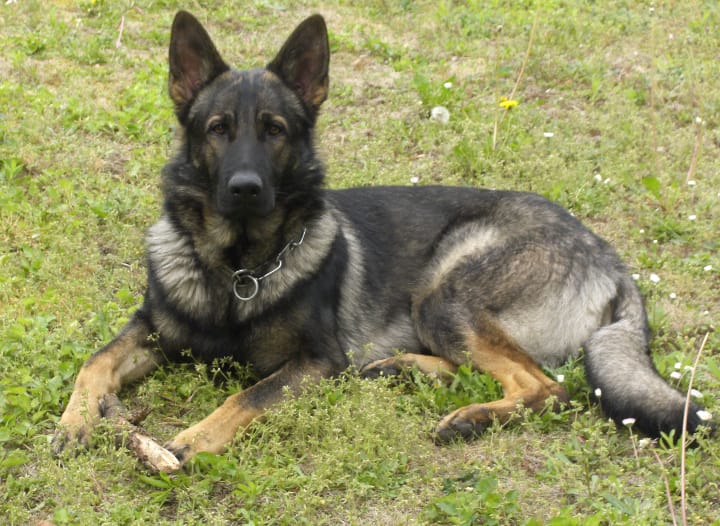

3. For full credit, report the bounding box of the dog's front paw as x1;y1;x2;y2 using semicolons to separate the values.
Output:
52;398;103;455
164;427;218;467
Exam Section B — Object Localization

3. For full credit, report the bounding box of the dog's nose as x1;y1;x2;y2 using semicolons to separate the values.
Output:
228;172;263;199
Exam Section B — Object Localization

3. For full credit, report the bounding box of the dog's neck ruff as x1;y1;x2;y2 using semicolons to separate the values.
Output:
231;227;307;301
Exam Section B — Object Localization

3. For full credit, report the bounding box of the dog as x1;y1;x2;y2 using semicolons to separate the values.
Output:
54;11;711;469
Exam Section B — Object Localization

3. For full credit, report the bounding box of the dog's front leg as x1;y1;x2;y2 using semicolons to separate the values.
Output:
53;312;162;453
165;356;337;467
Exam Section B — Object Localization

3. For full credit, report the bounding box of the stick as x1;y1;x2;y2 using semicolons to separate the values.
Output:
680;332;710;526
100;394;181;473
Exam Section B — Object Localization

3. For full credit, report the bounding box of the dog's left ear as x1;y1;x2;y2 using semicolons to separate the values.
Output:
267;15;330;118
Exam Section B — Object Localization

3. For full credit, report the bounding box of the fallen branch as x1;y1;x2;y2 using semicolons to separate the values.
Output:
100;394;181;473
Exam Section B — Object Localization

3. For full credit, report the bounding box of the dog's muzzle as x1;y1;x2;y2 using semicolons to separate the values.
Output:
218;171;275;217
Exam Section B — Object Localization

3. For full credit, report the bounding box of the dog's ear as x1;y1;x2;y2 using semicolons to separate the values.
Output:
267;15;330;118
168;11;229;123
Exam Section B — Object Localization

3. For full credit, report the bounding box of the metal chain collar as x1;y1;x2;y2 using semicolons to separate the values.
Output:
231;227;307;301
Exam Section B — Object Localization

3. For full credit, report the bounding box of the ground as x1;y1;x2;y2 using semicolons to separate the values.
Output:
1;1;719;525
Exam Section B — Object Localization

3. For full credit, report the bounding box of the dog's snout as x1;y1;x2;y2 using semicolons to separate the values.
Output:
228;172;263;199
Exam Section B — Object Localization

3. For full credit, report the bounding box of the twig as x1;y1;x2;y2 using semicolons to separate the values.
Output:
680;332;710;526
651;449;678;526
101;394;181;473
493;13;539;151
115;15;125;49
507;14;538;108
685;121;703;184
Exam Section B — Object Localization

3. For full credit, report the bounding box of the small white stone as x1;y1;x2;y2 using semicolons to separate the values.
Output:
430;106;450;124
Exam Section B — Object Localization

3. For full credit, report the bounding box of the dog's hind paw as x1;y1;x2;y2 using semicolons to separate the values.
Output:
434;405;492;444
360;358;405;379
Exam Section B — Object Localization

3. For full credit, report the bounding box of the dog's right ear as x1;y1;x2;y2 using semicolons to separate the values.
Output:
168;11;229;123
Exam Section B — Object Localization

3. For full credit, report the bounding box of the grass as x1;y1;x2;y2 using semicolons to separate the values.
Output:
1;0;719;524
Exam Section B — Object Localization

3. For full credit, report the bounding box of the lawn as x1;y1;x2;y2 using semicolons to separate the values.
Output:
1;1;719;524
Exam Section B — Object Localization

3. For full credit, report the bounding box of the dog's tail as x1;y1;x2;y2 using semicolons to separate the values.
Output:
584;275;711;438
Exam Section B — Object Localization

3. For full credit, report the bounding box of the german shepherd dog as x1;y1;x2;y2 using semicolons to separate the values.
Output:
54;11;711;468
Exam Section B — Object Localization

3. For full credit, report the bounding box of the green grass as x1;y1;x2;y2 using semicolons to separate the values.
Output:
1;0;719;524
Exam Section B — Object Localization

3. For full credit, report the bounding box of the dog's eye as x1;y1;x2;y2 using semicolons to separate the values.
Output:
208;121;227;136
266;123;284;137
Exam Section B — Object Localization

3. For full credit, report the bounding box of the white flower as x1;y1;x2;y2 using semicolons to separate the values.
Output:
638;438;652;449
688;214;697;221
687;180;697;186
632;273;640;281
695;116;703;125
652;239;658;244
543;132;554;138
670;371;683;380
704;265;712;272
556;374;565;383
622;418;636;426
649;273;660;283
594;173;602;182
639;228;645;233
674;362;682;370
684;365;694;372
690;389;703;399
430;106;450;124
594;388;602;397
443;81;453;89
603;178;611;185
697;410;712;421
669;293;677;299
409;176;420;184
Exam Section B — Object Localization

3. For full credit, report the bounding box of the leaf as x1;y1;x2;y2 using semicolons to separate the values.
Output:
641;176;661;199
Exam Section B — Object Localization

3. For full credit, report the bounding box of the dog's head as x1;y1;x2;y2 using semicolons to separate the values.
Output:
166;11;329;221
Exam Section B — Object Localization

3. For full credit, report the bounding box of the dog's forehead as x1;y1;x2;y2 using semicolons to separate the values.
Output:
191;68;303;120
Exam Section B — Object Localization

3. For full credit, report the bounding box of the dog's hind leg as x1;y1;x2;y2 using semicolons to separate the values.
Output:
361;354;458;383
433;325;568;442
413;289;568;442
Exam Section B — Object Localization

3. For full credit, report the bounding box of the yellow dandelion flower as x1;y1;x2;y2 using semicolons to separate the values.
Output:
499;96;519;109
